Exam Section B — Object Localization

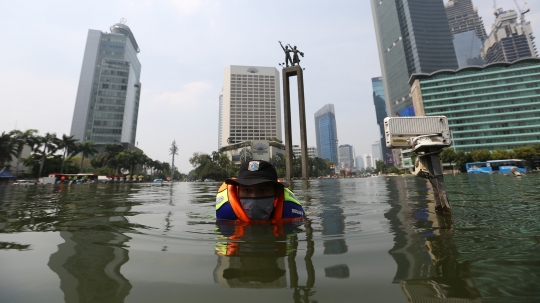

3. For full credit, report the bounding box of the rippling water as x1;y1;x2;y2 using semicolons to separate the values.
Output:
1;174;539;303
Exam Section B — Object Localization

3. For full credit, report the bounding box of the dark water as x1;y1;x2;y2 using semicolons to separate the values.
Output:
0;175;539;303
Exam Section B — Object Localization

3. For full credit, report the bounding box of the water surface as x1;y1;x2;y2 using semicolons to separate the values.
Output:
1;174;539;303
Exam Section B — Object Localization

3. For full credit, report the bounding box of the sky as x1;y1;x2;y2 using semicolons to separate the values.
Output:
1;0;539;174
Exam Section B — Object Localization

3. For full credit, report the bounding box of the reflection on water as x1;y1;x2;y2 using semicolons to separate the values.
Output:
1;175;540;302
213;219;316;303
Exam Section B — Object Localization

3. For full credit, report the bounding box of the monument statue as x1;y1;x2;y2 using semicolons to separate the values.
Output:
278;41;293;67
288;44;304;66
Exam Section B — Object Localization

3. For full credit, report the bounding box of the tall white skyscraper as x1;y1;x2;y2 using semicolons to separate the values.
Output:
364;154;373;169
219;65;282;148
70;21;142;147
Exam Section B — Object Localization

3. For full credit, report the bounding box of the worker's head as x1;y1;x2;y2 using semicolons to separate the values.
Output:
225;160;287;220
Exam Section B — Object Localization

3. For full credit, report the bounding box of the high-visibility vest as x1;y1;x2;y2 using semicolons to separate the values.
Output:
216;182;302;223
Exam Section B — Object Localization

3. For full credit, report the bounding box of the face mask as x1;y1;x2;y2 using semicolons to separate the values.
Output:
239;197;275;220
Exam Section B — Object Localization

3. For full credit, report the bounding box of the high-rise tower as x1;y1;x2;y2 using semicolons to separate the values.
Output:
70;21;142;147
371;77;393;166
482;8;537;64
445;0;487;68
314;104;338;163
370;0;458;116
219;65;282;148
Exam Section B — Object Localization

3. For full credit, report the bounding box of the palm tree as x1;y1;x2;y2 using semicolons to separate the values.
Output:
58;134;79;174
76;141;98;173
9;129;38;176
36;133;60;177
0;132;18;167
170;140;179;181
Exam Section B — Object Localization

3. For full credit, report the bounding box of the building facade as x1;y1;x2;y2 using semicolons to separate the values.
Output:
371;77;394;166
292;145;317;159
445;0;487;68
314;104;338;163
355;156;365;171
482;9;537;64
371;142;381;163
410;58;540;152
219;66;281;148
365;154;373;169
338;144;355;170
70;21;142;147
370;0;459;117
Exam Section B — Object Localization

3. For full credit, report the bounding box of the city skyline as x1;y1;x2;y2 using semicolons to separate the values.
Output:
2;0;539;173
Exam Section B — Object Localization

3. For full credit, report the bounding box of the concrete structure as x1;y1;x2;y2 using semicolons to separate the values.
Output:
371;141;381;163
282;65;309;180
219;140;285;165
482;9;537;64
292;145;316;159
219;66;281;148
218;91;224;149
70;21;142;147
355;156;365;171
338;144;355;171
371;0;458;117
314;104;338;164
365;154;373;169
445;0;487;68
409;58;540;152
371;77;394;166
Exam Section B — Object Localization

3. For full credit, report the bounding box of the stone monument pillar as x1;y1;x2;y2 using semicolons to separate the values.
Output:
282;65;309;180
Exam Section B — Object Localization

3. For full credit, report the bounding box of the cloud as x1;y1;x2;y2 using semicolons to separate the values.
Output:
169;0;202;15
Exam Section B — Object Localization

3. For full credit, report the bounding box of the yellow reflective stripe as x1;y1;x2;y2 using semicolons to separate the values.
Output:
284;188;301;205
216;187;229;210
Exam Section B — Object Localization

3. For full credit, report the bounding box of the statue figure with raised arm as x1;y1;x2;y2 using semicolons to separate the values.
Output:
288;44;304;66
279;41;293;67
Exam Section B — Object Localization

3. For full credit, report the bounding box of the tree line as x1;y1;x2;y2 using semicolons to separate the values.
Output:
0;129;179;179
187;149;334;181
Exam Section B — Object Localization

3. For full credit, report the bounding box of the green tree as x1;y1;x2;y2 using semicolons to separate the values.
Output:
76;141;98;173
375;160;387;174
9;129;39;176
58;134;79;174
388;166;401;174
0;132;18;167
470;149;491;162
513;146;537;167
35;133;60;177
439;148;457;163
491;149;513;160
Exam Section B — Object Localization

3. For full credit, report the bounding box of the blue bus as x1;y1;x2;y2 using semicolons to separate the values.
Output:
466;159;528;174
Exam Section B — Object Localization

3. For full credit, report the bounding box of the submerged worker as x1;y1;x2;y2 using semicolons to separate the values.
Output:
215;160;305;222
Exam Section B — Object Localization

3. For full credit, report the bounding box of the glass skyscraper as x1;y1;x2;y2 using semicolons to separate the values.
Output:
371;77;393;166
314;104;338;163
370;0;459;117
445;0;487;68
70;21;142;146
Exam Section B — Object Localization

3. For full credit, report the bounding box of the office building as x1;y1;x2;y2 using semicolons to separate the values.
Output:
218;91;224;149
314;104;338;163
70;21;142;147
292;145;317;159
445;0;487;68
365;154;373;169
482;8;537;64
371;142;381;163
410;58;540;152
338;144;355;170
370;0;458;116
371;77;394;166
219;66;281;148
355;156;365;171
